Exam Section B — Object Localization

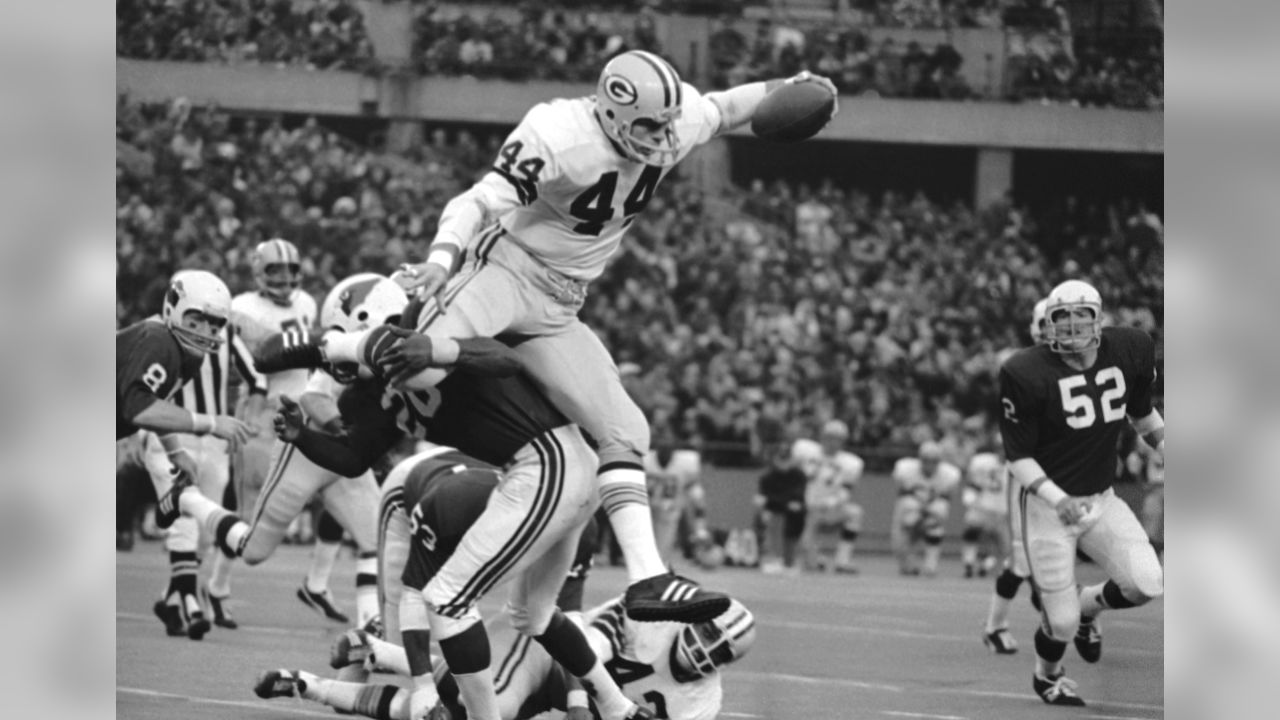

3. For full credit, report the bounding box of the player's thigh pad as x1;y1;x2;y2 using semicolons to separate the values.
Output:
414;256;522;338
506;524;584;636
425;426;597;619
322;470;380;554
1079;490;1164;601
515;322;650;462
241;442;328;564
1023;495;1079;594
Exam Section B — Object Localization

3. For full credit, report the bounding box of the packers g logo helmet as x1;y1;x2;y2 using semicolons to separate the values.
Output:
594;51;684;167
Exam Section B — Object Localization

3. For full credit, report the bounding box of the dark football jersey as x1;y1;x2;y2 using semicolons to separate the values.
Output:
398;451;502;591
336;370;572;468
116;320;203;439
999;326;1157;496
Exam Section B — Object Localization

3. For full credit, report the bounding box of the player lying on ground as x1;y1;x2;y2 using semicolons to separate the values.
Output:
319;51;835;620
266;348;662;719
999;279;1165;706
255;447;755;720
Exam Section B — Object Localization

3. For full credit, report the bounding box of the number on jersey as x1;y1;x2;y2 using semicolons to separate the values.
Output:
494;141;545;206
1058;367;1127;429
141;363;168;394
569;166;662;236
408;504;438;553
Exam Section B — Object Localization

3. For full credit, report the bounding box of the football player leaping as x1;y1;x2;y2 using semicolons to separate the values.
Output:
999;280;1164;706
318;50;837;621
255;449;755;720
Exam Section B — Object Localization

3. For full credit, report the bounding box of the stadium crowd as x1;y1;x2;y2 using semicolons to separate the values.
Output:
115;0;376;71
117;95;1163;468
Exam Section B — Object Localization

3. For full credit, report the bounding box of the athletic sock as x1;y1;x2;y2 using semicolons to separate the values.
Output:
355;552;379;628
599;465;667;582
207;547;236;598
306;541;341;594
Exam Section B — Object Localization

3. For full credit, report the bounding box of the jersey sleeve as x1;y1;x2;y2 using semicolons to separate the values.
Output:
678;83;724;150
998;361;1042;461
486;104;564;208
230;297;271;352
1125;330;1158;420
228;324;268;395
116;325;184;422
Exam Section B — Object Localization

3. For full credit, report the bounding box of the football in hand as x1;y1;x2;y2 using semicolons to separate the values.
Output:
750;82;836;143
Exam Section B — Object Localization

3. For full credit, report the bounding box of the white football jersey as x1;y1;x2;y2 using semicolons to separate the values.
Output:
588;599;721;720
644;448;701;507
893;457;963;503
792;439;864;508
231;290;317;399
488;85;722;281
966;452;1010;515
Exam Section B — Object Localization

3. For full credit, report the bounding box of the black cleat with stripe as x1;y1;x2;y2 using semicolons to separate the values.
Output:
623;572;730;623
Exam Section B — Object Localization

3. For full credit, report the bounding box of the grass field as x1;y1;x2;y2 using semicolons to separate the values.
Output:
117;544;1162;720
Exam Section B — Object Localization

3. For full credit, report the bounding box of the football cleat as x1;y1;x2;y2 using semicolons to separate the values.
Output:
297;582;350;623
623;573;730;623
154;469;193;530
1033;670;1086;706
153;599;185;637
186;610;211;641
254;669;305;699
361;613;384;639
1074;615;1102;663
982;627;1019;654
203;584;237;629
330;628;372;669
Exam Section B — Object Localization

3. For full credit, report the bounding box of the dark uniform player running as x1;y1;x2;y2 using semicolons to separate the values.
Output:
263;324;658;720
999;280;1165;707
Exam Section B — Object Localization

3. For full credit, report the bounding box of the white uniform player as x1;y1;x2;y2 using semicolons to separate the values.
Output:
962;449;1011;578
259;595;756;720
206;239;319;619
891;441;962;576
644;444;704;565
792;420;865;573
324;51;838;615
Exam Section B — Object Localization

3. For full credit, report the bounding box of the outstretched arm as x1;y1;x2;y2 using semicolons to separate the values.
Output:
705;71;838;135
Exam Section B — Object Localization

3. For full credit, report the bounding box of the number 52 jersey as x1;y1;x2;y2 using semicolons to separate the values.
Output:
999;326;1158;497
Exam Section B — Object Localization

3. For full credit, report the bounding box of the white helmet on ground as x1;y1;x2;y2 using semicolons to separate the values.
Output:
1030;298;1048;344
320;274;409;382
162;270;231;355
673;598;756;681
595;50;685;166
1043;279;1103;353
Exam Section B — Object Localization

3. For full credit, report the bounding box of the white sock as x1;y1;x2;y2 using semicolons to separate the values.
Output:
208;550;236;597
1078;582;1107;618
598;468;667;582
179;490;248;553
453;669;502;720
986;592;1012;633
323;329;371;363
369;636;411;675
579;656;636;719
356;553;379;628
306;540;341;593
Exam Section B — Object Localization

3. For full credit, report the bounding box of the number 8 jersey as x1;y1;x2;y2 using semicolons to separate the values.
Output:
484;85;722;282
998;326;1158;496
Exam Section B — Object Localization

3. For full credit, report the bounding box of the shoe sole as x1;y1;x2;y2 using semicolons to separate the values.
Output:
624;596;731;623
983;637;1018;655
153;601;185;637
297;589;350;623
188;617;211;641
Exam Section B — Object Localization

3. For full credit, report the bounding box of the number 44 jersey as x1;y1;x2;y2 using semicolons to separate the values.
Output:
487;84;722;282
999;326;1158;497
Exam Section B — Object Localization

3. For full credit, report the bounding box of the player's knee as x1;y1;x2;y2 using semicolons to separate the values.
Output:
428;606;483;643
1040;587;1081;640
1120;566;1164;605
506;602;554;637
240;542;269;566
994;568;1024;599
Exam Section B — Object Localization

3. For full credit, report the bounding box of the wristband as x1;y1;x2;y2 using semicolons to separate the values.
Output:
427;247;458;270
1027;477;1068;507
567;690;589;709
191;413;216;435
433;337;460;365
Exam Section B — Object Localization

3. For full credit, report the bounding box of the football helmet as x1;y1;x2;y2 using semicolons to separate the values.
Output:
1043;280;1102;353
162;270;231;355
673;598;755;681
251;238;302;305
319;273;409;382
1030;298;1048;344
595;50;684;166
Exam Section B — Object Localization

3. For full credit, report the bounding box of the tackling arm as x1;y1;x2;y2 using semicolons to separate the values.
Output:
131;397;221;436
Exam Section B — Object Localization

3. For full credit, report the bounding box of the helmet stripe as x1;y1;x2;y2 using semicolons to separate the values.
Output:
654;54;683;107
631;51;673;109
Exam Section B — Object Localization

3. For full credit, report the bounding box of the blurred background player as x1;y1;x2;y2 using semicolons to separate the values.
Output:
115;270;257;638
230;273;405;630
792;419;865;574
644;413;710;569
999;279;1165;706
754;426;807;576
140;270;267;638
257;444;754;720
890;441;961;577
207;238;323;623
960;434;1010;579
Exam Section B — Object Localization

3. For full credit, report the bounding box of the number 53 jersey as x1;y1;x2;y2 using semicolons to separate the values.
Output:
999;326;1158;497
485;85;722;282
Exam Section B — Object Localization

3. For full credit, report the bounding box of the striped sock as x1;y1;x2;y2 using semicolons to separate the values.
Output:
356;552;379;628
599;465;666;582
